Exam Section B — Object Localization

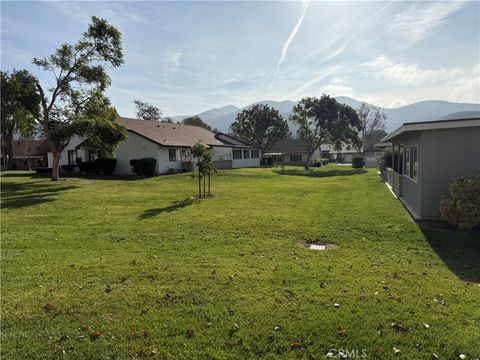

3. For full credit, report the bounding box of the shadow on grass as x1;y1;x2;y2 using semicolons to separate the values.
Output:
1;171;144;181
139;198;196;219
274;168;367;178
1;172;50;179
1;181;78;209
419;221;480;283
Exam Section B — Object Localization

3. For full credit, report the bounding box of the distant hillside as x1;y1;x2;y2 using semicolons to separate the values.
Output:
383;100;480;130
205;100;296;131
172;98;480;132
334;97;480;130
172;105;239;125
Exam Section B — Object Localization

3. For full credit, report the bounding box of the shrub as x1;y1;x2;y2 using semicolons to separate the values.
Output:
440;176;480;230
94;158;117;175
78;161;94;174
313;158;329;167
130;158;156;176
35;167;52;174
78;161;93;174
61;164;75;174
378;148;393;169
352;157;364;168
260;157;273;166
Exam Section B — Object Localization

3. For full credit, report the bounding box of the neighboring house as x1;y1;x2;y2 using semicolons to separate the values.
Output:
317;142;362;164
11;139;49;170
46;135;85;168
380;112;480;220
364;130;388;168
266;139;321;166
321;131;387;166
48;117;262;175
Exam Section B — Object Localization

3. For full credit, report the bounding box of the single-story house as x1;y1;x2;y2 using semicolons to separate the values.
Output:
380;112;480;220
11;139;49;170
266;139;321;166
48;117;262;175
327;145;361;164
364;130;388;168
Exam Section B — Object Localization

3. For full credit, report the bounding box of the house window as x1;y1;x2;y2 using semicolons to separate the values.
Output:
233;149;242;159
89;150;100;162
290;154;302;162
411;147;418;180
403;146;418;181
169;149;177;162
243;149;250;159
68;150;77;165
251;149;259;159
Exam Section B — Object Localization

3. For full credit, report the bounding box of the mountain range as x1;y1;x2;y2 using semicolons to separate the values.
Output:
172;97;480;133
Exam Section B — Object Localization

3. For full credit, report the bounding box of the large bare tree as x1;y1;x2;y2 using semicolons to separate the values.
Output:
357;102;387;155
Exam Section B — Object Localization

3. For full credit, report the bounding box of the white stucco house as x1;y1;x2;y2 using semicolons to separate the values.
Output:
48;117;262;175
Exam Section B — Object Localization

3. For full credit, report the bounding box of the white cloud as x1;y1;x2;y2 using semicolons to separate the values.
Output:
369;55;461;85
46;2;146;27
387;1;464;47
364;58;479;105
388;99;409;108
319;82;355;98
162;48;183;85
448;64;480;103
286;66;337;99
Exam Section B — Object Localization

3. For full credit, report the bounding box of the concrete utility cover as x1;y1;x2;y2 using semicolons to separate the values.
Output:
309;244;326;251
303;240;337;251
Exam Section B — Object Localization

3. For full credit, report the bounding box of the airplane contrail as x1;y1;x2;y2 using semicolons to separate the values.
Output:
272;0;310;78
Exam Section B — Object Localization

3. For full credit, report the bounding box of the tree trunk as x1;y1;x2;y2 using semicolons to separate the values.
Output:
208;173;211;196
3;123;15;170
5;141;13;170
198;174;202;197
203;174;206;198
305;151;313;170
51;151;61;181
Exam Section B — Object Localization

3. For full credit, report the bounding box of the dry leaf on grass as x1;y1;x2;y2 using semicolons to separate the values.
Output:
391;322;409;333
290;342;304;350
90;330;101;341
44;303;55;312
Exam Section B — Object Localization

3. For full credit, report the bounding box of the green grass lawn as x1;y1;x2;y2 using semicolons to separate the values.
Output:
1;166;479;359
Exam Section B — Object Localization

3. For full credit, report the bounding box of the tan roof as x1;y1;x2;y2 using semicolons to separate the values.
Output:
12;139;49;158
117;117;226;148
269;139;308;153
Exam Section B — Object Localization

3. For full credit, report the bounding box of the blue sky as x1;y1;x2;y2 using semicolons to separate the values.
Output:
1;1;479;117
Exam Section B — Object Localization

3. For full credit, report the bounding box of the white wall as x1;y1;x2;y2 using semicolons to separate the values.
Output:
115;132;162;175
114;132;186;175
156;147;183;174
47;135;84;167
